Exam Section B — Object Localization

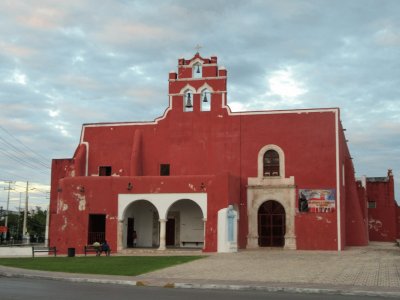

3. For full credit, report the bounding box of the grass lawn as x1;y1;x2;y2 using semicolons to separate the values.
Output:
0;256;203;276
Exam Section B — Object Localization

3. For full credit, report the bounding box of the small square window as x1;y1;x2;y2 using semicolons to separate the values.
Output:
99;166;112;176
160;164;170;176
368;201;376;209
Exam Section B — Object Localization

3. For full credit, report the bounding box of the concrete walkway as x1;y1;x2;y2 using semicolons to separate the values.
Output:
1;242;400;298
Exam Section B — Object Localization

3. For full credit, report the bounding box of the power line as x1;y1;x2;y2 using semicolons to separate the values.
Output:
0;135;50;169
0;126;53;190
0;125;50;166
0;148;50;175
0;170;29;182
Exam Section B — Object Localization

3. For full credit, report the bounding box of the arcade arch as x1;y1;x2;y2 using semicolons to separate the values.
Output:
166;199;205;248
122;200;159;248
118;193;207;251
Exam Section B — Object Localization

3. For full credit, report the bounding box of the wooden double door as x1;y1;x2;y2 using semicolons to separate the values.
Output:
258;201;286;247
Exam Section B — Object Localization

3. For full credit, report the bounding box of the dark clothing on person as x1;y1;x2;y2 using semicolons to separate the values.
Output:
100;241;111;256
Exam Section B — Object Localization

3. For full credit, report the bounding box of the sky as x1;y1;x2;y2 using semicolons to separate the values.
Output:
0;0;399;211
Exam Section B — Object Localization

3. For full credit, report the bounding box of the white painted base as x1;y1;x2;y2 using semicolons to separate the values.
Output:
217;206;238;253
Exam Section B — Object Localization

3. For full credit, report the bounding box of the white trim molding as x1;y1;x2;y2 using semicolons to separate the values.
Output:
118;193;207;221
257;144;285;178
81;142;89;176
335;110;341;251
179;84;196;95
198;83;215;93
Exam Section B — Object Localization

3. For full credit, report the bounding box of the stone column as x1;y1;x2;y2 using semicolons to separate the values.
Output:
158;219;167;250
202;218;207;250
247;204;259;249
284;188;297;250
117;220;124;251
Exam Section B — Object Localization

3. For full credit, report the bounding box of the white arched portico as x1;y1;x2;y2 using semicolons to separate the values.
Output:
118;193;207;251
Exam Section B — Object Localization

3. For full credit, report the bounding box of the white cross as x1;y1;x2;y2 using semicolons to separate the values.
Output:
194;44;202;53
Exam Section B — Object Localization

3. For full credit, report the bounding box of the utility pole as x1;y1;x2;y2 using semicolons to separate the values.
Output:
23;181;29;243
3;181;15;229
16;192;22;240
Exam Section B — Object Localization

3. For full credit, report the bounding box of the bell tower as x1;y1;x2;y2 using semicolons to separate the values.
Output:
168;52;227;113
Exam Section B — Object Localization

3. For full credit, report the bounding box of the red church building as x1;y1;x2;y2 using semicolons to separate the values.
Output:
49;52;398;254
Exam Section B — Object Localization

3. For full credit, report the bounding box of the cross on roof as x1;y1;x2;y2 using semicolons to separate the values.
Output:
194;44;202;53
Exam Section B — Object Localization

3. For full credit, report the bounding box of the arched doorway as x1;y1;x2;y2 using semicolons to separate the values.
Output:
123;200;159;249
166;199;204;248
258;200;286;247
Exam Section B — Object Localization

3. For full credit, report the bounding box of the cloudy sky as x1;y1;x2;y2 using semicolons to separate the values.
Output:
0;0;399;211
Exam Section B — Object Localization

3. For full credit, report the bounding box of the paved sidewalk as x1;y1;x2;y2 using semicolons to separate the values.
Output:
1;242;400;298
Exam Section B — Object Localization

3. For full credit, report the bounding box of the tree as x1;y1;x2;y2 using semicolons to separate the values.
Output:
27;206;47;242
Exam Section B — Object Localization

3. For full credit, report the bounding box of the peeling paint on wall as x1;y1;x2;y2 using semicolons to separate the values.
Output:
61;216;68;231
315;215;333;223
57;199;68;213
73;193;86;211
369;218;383;232
151;187;161;193
78;198;86;211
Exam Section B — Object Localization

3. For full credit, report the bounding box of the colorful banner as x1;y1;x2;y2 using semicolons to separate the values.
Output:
299;189;336;213
0;226;7;233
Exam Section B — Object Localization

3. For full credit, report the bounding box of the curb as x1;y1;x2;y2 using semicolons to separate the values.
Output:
0;270;137;286
2;270;400;298
175;282;400;298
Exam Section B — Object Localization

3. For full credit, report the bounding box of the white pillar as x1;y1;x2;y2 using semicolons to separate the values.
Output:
158;219;167;250
202;218;207;250
117;220;124;251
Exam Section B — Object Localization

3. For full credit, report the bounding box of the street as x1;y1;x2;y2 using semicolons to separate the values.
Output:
0;277;389;300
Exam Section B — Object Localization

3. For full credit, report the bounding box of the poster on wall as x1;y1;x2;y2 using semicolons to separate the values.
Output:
298;189;336;213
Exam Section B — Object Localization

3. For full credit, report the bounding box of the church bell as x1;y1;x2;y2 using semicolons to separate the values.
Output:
185;93;193;108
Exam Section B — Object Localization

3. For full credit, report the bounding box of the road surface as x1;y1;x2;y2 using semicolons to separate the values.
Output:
0;277;388;300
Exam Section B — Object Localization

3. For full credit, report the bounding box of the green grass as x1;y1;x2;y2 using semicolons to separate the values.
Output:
0;256;204;276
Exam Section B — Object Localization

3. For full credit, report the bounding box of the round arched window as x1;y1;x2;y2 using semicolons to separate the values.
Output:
263;150;280;176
